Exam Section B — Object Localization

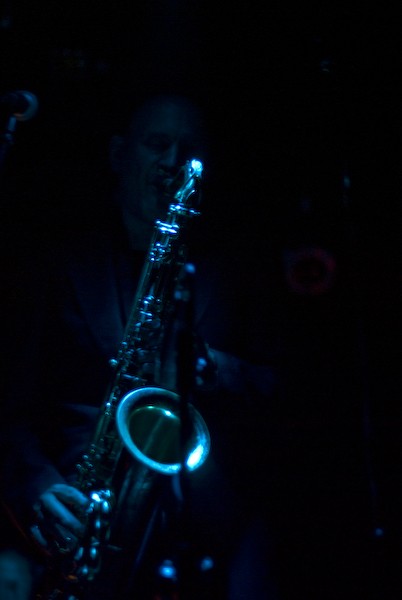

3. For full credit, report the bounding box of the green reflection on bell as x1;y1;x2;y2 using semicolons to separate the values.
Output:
128;406;181;465
116;386;210;475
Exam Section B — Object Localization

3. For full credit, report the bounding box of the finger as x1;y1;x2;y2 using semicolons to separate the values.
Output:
40;492;85;537
31;523;50;549
32;520;77;554
49;483;89;509
52;522;78;552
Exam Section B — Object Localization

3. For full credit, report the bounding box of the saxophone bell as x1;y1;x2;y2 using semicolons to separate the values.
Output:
116;386;211;475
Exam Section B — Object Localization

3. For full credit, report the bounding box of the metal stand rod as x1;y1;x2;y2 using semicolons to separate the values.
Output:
0;115;17;178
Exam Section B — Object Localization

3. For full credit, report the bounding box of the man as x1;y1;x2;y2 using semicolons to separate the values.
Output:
0;92;278;599
109;93;208;251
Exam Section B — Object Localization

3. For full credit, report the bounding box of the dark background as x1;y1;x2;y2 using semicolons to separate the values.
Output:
1;3;401;598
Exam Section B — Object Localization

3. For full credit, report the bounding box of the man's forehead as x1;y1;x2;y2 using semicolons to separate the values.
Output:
130;98;203;140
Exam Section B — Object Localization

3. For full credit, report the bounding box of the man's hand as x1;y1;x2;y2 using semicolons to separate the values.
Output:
195;340;218;390
31;483;89;553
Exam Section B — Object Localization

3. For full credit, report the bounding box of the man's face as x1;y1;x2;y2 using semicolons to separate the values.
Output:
117;98;204;227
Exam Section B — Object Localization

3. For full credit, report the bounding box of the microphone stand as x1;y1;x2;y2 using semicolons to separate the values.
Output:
0;114;17;179
173;262;197;599
176;263;196;502
155;263;198;599
0;91;39;180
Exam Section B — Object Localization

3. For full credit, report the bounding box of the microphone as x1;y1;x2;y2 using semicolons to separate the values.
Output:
0;90;39;121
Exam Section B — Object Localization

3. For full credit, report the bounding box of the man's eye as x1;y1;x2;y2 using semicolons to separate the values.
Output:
143;136;170;152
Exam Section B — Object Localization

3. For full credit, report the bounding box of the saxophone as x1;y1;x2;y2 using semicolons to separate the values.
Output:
43;159;211;599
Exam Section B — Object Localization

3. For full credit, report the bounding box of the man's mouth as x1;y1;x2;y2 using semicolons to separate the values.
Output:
151;166;185;194
150;178;181;208
150;173;171;192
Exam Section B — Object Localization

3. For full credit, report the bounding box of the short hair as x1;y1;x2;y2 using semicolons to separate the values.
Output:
121;92;209;161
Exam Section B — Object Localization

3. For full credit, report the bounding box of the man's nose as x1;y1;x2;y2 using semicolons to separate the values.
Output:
159;143;180;170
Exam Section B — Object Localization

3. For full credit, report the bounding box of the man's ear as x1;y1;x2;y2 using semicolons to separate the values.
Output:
109;135;125;173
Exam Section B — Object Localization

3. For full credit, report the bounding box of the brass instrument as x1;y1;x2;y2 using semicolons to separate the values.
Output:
46;159;210;599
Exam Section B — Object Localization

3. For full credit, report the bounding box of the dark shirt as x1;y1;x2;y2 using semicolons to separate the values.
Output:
0;213;277;547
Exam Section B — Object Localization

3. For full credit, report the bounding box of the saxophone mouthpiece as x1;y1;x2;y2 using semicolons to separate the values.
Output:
190;159;203;177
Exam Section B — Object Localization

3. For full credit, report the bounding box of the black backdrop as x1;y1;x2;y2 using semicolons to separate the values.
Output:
1;3;402;598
